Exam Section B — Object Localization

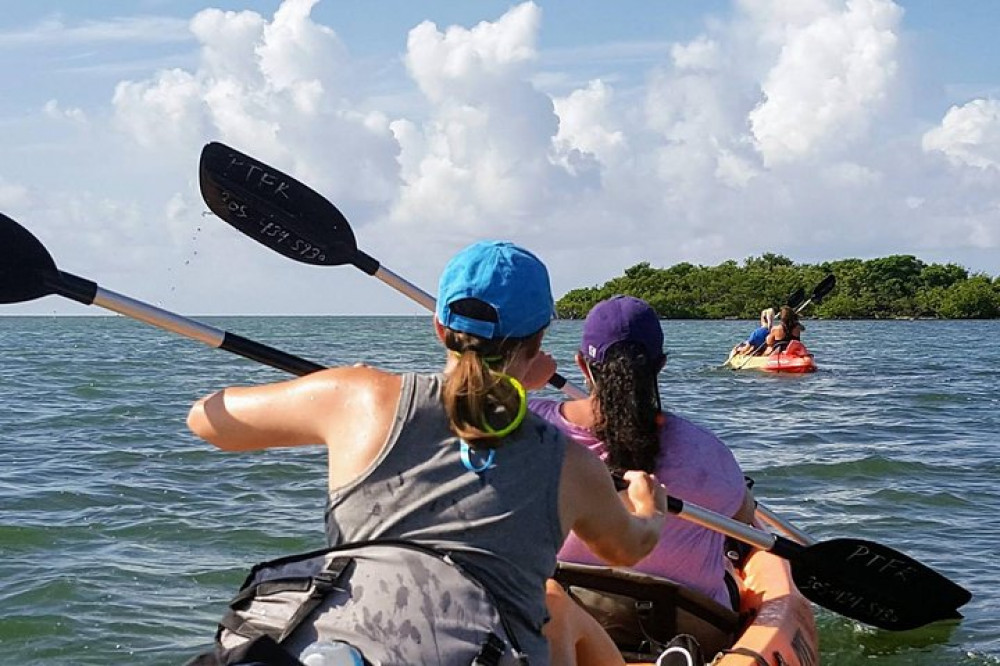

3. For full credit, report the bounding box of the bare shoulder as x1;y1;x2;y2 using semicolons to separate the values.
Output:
300;365;402;407
302;366;403;460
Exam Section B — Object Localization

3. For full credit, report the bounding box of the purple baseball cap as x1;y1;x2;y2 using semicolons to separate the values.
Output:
581;295;665;363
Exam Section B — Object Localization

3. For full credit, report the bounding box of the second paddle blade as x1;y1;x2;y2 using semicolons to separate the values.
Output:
812;273;836;302
791;537;971;631
0;213;60;304
199;142;358;267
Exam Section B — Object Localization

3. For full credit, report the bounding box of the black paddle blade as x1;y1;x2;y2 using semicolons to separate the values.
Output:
791;537;971;631
811;273;836;303
0;213;59;304
199;142;359;267
786;288;806;310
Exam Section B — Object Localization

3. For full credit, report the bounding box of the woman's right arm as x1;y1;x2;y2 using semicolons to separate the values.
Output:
187;366;396;452
558;443;666;566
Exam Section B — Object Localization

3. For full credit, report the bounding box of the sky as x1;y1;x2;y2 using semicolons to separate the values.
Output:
2;0;999;317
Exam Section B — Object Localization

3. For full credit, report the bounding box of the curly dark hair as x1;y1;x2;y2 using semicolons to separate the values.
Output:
588;341;663;473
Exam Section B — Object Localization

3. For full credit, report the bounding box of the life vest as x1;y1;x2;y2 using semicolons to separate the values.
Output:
770;324;801;352
187;539;528;666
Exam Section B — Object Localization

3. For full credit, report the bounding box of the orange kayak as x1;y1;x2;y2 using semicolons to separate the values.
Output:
726;341;817;373
553;546;819;666
697;548;819;666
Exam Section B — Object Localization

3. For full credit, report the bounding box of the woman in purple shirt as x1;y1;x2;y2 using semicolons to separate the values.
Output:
530;295;755;609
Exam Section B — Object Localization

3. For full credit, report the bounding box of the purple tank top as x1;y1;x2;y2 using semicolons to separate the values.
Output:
529;398;746;607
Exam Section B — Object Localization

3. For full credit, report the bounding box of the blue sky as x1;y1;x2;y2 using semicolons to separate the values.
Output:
2;0;998;315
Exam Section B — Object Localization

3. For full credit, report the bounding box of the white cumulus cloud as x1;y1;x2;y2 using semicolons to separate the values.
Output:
390;1;586;240
747;0;902;166
4;0;999;316
112;0;397;209
922;98;1000;170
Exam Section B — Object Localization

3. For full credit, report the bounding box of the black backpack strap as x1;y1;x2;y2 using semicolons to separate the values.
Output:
186;635;306;666
278;557;352;641
472;632;508;666
218;612;266;641
220;539;527;664
219;556;353;643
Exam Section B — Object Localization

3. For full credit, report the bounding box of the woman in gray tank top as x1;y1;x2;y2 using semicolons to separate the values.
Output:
187;240;667;665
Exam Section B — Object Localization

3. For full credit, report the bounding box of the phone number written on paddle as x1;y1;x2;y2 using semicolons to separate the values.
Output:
796;576;900;624
218;190;327;262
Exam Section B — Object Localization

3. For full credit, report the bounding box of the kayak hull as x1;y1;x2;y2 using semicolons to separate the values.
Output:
709;548;819;666
556;546;820;666
622;548;819;665
726;342;817;373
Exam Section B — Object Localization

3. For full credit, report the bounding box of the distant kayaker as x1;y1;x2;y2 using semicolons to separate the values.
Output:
733;307;775;356
766;304;804;353
186;241;667;666
528;295;755;611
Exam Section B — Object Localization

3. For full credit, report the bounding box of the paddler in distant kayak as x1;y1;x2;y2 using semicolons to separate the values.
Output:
766;304;804;354
732;307;774;356
187;241;667;666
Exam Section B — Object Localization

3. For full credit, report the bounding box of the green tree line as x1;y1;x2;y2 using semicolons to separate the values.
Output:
556;254;1000;319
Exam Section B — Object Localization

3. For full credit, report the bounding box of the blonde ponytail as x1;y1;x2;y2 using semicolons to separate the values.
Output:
441;329;535;447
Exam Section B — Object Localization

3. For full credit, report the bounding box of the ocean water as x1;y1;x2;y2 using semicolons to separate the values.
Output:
1;315;997;665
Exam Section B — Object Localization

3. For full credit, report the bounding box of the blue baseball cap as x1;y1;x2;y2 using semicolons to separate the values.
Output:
581;295;664;363
436;240;554;339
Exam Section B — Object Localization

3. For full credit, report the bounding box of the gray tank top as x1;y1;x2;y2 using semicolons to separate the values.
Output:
325;373;566;663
